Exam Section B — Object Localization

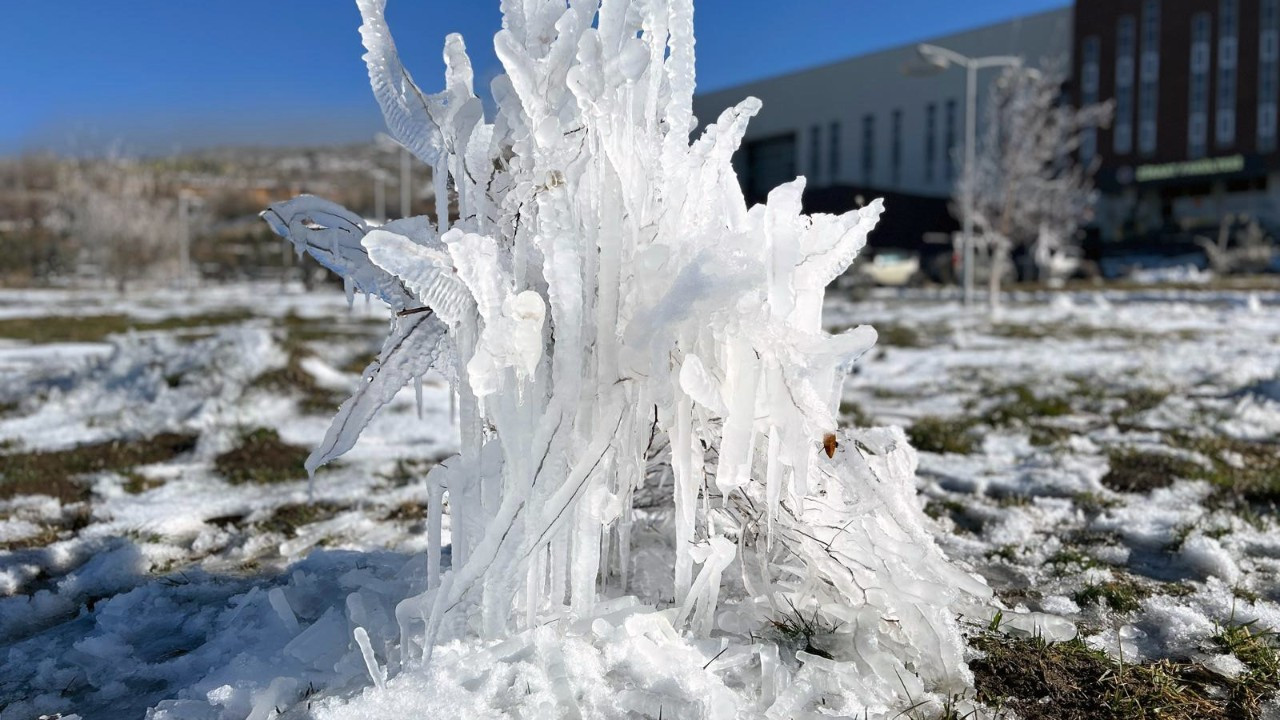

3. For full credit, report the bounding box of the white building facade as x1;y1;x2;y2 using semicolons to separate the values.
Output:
692;8;1073;218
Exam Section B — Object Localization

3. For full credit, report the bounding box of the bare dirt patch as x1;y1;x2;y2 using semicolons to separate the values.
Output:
1;433;198;502
213;427;311;485
0;312;252;344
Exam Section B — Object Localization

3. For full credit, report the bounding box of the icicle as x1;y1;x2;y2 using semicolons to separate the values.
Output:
672;394;697;605
426;465;445;590
434;161;449;234
764;427;782;549
414;374;424;419
354;626;387;689
674;536;735;636
714;337;760;495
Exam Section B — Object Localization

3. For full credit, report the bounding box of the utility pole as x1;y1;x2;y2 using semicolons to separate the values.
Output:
909;44;1025;307
373;170;387;222
400;146;411;218
964;62;978;307
177;190;192;291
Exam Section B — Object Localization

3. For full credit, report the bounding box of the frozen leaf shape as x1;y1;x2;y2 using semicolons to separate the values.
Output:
306;312;450;474
260;195;414;311
356;0;445;166
363;229;476;326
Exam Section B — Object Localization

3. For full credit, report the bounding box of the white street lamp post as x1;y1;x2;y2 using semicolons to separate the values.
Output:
374;132;412;220
399;146;411;218
372;169;387;222
177;189;197;292
913;44;1024;307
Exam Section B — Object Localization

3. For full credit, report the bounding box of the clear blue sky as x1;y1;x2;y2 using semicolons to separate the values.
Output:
1;1;1068;155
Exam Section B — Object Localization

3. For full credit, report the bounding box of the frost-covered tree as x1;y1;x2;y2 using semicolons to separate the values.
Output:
956;63;1112;307
263;0;996;714
60;159;178;292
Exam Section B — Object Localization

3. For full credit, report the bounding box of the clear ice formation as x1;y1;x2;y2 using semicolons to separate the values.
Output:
262;0;993;712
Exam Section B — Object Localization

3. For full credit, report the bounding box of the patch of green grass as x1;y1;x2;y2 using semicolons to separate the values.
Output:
1117;387;1170;416
1073;578;1149;614
121;470;164;495
923;499;985;535
984;384;1072;427
1028;423;1075;447
213;428;312;485
1101;448;1206;493
256;501;343;536
385;501;427;522
378;458;436;488
0;524;63;552
908;416;979;454
249;352;346;416
987;544;1020;562
837;400;875;428
1;433;198;502
1175;433;1280;505
989;323;1156;343
971;633;1241;720
0;311;252;344
1165;523;1197;553
0;505;90;552
767;597;843;660
873;323;925;348
1047;547;1101;574
339;353;376;375
1211;618;1280;716
990;492;1032;508
924;499;965;520
1073;491;1120;515
249;312;375;416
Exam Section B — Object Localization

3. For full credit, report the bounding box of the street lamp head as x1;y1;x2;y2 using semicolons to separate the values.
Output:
916;44;953;70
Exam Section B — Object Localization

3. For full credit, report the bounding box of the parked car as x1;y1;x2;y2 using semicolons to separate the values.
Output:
1093;227;1210;280
860;249;922;286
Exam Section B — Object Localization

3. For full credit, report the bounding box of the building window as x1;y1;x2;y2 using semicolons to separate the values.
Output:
890;109;902;187
1260;0;1279;151
743;134;797;204
945;99;958;181
1081;36;1101;165
808;124;822;184
925;103;937;183
1218;0;1238;147
1114;15;1136;155
861;114;875;186
1190;12;1211;158
829;121;841;181
1138;0;1160;154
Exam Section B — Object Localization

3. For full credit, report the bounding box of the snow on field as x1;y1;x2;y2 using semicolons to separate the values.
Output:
834;287;1280;662
1;284;1279;718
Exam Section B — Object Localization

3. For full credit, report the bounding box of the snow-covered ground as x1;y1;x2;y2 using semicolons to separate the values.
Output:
834;287;1280;666
2;283;1279;718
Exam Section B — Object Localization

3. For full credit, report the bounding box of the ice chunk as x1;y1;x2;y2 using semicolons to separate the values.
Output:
268;587;301;635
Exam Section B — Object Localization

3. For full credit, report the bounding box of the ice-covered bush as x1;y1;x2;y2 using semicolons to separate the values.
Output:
263;0;991;714
956;62;1112;304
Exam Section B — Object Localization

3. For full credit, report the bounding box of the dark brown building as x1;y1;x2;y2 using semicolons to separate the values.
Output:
1076;0;1280;239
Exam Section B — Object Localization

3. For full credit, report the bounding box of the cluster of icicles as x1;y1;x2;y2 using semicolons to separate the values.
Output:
263;0;995;713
